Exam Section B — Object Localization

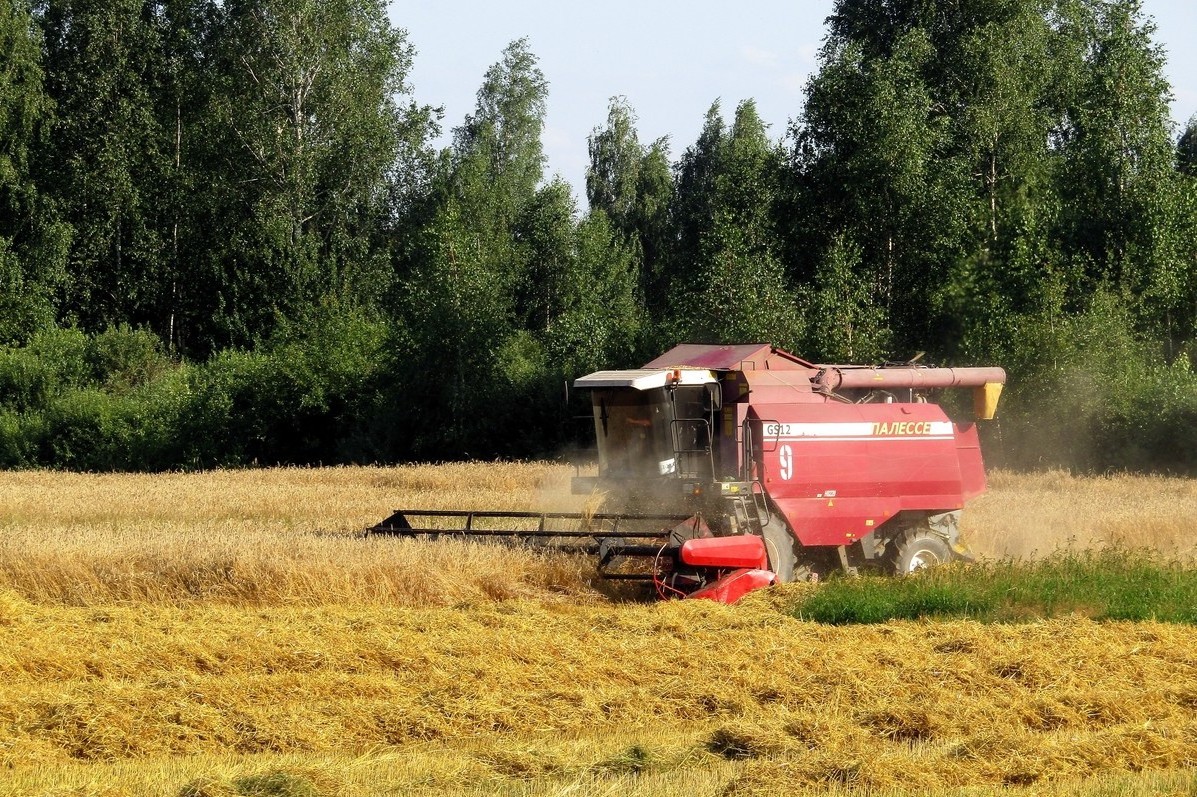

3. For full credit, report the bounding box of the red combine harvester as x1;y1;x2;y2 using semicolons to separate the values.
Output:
371;344;1006;604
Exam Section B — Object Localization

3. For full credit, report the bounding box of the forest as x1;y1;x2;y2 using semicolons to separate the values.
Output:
1;0;1196;472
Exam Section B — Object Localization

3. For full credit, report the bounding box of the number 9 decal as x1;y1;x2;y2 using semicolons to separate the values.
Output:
779;444;793;481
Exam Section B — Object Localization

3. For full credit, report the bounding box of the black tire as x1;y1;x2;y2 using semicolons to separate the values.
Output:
761;517;796;582
890;530;952;575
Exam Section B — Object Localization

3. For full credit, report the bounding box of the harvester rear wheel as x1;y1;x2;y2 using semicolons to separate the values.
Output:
890;530;952;575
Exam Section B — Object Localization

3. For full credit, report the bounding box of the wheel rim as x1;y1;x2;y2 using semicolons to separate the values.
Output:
907;548;941;572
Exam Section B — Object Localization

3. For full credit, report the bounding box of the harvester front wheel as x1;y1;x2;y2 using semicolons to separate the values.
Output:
761;517;796;582
890;530;952;575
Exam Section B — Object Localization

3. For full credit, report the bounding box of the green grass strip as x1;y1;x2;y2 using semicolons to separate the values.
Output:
793;548;1197;624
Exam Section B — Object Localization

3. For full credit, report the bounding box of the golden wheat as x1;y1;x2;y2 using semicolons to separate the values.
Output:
0;464;601;606
964;469;1197;560
8;746;1197;797
2;591;1197;792
4;464;1197;796
1;465;1193;609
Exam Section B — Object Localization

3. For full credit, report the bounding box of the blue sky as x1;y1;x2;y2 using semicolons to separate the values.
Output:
390;1;1197;202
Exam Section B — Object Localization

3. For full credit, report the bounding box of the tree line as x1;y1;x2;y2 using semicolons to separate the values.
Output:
1;0;1196;471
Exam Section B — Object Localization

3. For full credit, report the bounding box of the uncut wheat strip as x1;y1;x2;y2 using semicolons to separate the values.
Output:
0;541;443;606
0;463;578;526
7;463;1197;560
0;529;598;607
0;463;598;606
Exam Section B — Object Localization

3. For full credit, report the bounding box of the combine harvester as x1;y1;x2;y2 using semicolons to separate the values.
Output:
371;344;1005;604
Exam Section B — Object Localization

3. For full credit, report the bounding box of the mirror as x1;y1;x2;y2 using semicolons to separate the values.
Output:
702;382;722;412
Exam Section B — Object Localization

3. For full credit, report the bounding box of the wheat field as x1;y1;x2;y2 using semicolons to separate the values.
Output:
966;470;1197;561
2;465;1194;608
0;464;601;607
2;464;1197;796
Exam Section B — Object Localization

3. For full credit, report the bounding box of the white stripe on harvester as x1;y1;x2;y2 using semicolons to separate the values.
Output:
761;421;954;441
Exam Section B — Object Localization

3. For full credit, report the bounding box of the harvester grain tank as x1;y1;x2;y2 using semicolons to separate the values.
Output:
371;344;1006;604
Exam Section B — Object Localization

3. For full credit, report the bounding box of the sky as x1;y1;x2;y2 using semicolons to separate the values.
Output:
389;1;1197;204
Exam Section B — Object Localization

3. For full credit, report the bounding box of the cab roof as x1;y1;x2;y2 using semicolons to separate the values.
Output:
574;369;716;390
643;344;816;371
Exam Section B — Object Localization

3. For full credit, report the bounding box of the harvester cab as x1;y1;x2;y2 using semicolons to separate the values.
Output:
571;368;722;500
370;343;1006;605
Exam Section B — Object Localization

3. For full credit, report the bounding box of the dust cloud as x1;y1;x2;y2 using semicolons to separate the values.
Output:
963;469;1197;561
535;458;1197;567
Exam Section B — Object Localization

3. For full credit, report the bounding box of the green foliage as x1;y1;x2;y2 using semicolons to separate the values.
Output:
0;9;1194;470
192;0;418;349
20;0;427;355
87;325;172;390
39;378;181;471
790;0;1197;474
796;0;1193;362
0;326;182;469
36;0;171;331
0;409;32;467
975;291;1197;473
796;25;967;352
0;310;388;469
585;97;674;328
0;1;44;182
547;209;641;374
454;37;548;212
0;325;169;406
0;327;86;412
586;97;643;235
795;549;1197;625
1050;0;1187;343
669;101;800;349
802;234;889;362
1180;118;1197;177
515;179;576;331
392;39;566;458
1090;356;1197;473
181;304;388;467
0;0;66;345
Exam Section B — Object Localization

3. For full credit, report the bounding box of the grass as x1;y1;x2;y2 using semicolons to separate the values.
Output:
796;549;1197;624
